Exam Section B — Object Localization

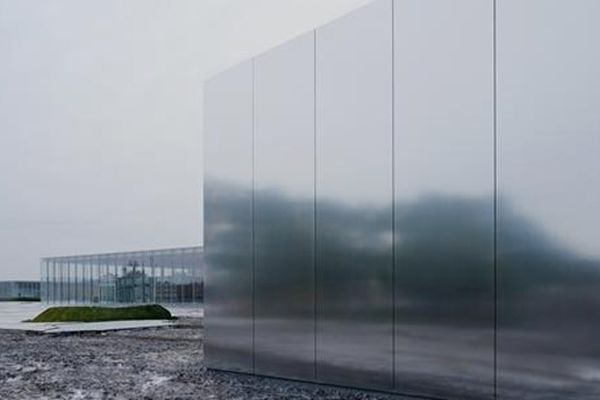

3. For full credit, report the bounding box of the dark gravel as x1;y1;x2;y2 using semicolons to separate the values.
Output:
0;318;406;400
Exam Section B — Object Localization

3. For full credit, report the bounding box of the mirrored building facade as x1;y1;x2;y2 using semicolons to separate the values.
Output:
204;0;600;399
41;246;203;304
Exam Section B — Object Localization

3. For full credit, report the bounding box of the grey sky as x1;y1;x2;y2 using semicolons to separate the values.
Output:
0;0;370;280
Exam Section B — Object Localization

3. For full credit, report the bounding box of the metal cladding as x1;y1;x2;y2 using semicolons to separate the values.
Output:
40;247;203;304
204;0;600;399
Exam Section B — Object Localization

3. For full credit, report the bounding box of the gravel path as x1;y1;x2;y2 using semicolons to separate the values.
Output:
0;318;404;400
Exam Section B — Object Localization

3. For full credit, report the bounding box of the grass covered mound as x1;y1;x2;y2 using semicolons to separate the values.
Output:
31;304;172;323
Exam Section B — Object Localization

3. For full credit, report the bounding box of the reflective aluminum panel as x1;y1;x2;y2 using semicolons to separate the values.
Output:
204;61;254;373
254;32;316;380
497;1;600;398
393;1;495;399
316;0;393;390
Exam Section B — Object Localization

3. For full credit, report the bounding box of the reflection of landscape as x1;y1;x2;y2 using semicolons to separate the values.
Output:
205;181;600;399
498;200;600;399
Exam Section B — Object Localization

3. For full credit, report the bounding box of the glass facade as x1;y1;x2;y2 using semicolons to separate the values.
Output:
40;246;203;304
0;281;40;301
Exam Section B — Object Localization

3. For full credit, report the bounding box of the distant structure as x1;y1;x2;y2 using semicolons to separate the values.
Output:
41;246;202;304
0;281;40;301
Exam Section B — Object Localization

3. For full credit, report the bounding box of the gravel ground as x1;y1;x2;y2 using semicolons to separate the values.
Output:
0;318;404;400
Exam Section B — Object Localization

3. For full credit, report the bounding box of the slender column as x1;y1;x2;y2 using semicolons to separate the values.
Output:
161;265;165;304
169;264;174;304
60;260;64;304
46;260;50;302
67;260;71;304
53;260;57;303
190;252;195;304
99;258;102;304
113;258;118;304
151;255;156;304
89;259;93;303
141;258;146;303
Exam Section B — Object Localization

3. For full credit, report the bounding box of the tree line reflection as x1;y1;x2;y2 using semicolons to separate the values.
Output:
206;180;600;335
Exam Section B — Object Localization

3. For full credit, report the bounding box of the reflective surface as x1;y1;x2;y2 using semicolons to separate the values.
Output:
254;32;316;380
40;247;202;304
0;281;40;301
204;0;600;398
204;61;254;373
497;1;600;398
316;0;393;390
394;1;495;398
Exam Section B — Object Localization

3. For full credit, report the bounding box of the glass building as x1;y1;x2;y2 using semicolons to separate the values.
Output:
0;281;40;301
41;246;202;304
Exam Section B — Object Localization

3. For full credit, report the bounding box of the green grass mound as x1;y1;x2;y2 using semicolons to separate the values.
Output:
31;304;172;323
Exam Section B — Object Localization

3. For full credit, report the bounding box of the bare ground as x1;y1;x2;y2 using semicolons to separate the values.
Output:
0;318;403;400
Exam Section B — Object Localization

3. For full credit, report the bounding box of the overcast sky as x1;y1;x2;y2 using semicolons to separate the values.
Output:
0;0;370;280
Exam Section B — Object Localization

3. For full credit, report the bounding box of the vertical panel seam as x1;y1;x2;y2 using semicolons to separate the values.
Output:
252;58;257;375
391;0;396;390
493;0;498;399
313;28;318;382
